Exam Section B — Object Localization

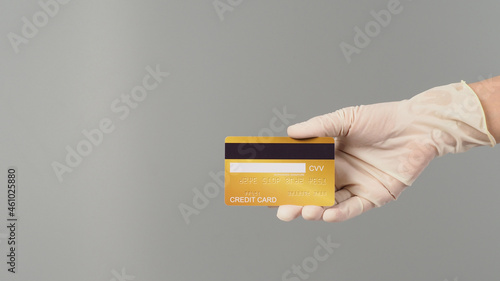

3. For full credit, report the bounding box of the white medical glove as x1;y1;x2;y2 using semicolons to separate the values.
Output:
277;81;496;222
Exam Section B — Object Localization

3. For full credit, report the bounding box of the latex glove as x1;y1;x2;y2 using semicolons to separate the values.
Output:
277;81;496;222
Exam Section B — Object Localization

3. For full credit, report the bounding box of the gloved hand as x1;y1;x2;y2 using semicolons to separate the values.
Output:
277;81;496;222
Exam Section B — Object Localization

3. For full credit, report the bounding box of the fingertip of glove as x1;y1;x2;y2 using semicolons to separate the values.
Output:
287;122;305;138
277;205;301;222
322;208;346;223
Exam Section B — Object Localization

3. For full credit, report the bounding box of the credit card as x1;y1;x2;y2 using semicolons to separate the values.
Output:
225;136;335;206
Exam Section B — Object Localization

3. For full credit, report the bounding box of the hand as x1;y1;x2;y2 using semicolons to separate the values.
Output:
277;81;496;222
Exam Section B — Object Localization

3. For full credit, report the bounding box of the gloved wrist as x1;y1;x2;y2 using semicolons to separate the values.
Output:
339;81;495;189
468;78;500;143
389;81;496;185
409;81;496;154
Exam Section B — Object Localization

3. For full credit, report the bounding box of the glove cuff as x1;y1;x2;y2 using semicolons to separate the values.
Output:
460;80;497;147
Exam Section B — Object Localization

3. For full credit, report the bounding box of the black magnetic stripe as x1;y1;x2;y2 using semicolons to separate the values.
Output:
225;143;335;160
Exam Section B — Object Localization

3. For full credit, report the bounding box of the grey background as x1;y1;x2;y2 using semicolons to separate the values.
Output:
1;0;500;280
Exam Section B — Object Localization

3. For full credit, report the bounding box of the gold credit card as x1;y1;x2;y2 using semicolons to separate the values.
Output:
225;136;335;206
